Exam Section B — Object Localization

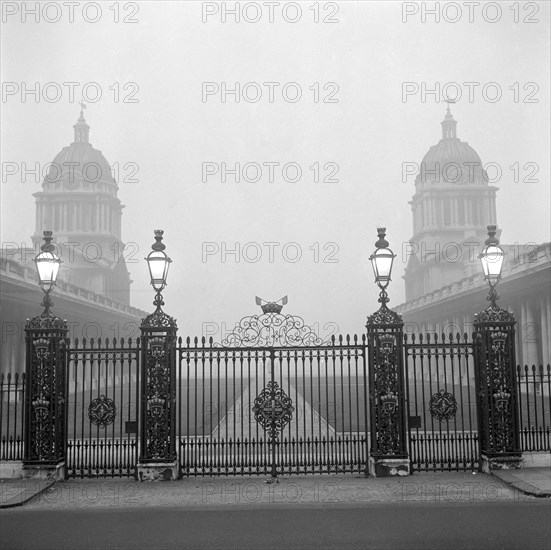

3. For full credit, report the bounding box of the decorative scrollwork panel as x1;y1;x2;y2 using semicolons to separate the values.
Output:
429;390;458;422
222;312;326;347
252;381;294;441
88;395;117;427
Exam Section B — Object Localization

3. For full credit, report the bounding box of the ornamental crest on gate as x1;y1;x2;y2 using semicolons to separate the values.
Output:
149;336;166;358
380;391;398;414
493;388;511;411
33;338;50;359
379;333;396;355
490;331;508;354
32;397;50;420
221;297;326;347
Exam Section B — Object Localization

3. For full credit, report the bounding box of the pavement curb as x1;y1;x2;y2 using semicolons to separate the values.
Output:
491;471;551;498
0;480;57;510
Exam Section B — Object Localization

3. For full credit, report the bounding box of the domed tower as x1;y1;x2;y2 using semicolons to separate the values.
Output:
32;106;131;305
404;105;499;301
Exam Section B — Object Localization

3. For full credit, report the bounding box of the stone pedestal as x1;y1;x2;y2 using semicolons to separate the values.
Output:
22;462;65;481
369;456;410;477
480;454;523;474
137;460;179;482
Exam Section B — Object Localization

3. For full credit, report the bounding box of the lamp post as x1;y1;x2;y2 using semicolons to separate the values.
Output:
473;225;521;472
366;228;409;477
139;230;179;481
23;231;68;480
478;224;505;308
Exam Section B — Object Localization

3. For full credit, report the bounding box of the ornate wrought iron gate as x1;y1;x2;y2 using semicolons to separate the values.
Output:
24;309;533;478
404;333;479;472
65;338;140;477
177;304;368;477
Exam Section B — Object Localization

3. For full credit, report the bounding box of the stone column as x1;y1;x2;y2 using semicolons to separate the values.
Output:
540;301;549;366
463;314;471;337
474;304;522;472
525;300;538;366
453;198;458;226
546;296;551;365
520;302;528;366
366;304;409;477
95;202;100;232
23;312;68;480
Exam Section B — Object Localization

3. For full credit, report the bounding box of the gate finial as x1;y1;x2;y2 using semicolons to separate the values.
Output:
255;296;288;314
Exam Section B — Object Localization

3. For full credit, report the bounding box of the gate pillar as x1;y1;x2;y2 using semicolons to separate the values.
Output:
138;231;179;481
474;305;522;472
23;307;68;480
366;302;409;477
138;307;178;481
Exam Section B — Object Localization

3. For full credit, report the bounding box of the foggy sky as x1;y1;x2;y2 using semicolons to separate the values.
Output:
1;1;550;336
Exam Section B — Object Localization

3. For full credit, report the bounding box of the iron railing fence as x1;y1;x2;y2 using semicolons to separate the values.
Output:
517;364;551;452
404;333;479;472
0;372;25;461
2;337;550;477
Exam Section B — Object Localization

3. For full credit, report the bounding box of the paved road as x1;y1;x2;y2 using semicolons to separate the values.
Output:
1;501;550;550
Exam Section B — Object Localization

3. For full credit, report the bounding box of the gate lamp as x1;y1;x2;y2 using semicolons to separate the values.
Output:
145;230;172;311
478;225;505;307
369;228;395;304
34;231;61;315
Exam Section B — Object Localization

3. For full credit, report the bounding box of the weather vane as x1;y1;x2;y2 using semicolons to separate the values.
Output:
78;101;87;115
444;96;456;115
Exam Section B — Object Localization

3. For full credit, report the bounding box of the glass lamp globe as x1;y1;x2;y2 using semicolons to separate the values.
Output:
145;230;171;292
34;231;61;292
369;228;395;289
479;226;504;285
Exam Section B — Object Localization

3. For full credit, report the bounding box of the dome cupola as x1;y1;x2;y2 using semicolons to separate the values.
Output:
416;103;487;186
42;104;117;194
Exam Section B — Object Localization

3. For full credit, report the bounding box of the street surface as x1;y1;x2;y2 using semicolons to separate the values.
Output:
2;500;550;550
